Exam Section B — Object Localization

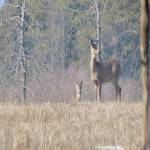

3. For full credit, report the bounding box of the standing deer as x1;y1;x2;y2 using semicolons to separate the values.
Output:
90;38;121;101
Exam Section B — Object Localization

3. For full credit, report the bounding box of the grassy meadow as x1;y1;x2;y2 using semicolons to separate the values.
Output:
0;101;144;150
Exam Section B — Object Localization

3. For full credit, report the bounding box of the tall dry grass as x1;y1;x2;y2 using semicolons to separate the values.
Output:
0;102;143;150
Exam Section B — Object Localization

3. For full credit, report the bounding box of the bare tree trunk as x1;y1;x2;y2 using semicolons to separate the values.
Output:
140;0;150;149
94;0;101;51
20;0;27;103
61;10;65;71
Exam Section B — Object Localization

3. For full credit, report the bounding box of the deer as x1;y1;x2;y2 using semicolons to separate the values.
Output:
75;80;82;102
90;38;121;102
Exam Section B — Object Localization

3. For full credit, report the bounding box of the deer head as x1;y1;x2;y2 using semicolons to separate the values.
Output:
76;80;82;91
90;38;100;57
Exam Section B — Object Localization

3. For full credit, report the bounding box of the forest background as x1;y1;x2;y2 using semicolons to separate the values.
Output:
0;0;142;102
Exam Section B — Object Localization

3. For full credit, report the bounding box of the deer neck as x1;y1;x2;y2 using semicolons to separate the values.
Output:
90;53;98;80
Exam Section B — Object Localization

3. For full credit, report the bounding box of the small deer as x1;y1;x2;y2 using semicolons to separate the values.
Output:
90;38;121;101
75;80;82;102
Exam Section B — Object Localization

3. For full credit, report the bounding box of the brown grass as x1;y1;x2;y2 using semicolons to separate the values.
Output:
0;102;144;150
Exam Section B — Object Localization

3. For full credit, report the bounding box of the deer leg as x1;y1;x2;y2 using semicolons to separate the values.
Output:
114;83;121;101
98;84;102;102
118;85;121;100
95;84;98;101
114;85;118;100
94;81;98;101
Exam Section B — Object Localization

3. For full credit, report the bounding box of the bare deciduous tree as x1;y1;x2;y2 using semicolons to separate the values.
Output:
20;0;27;103
93;0;101;51
18;0;27;103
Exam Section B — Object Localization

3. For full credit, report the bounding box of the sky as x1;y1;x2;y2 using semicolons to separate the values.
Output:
0;0;4;6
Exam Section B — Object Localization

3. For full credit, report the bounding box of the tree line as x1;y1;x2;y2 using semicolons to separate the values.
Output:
0;0;140;102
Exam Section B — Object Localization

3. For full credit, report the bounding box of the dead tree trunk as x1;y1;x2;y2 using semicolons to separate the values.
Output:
20;0;27;103
140;0;150;149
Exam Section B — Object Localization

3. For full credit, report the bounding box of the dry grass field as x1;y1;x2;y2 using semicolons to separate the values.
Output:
0;102;144;150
